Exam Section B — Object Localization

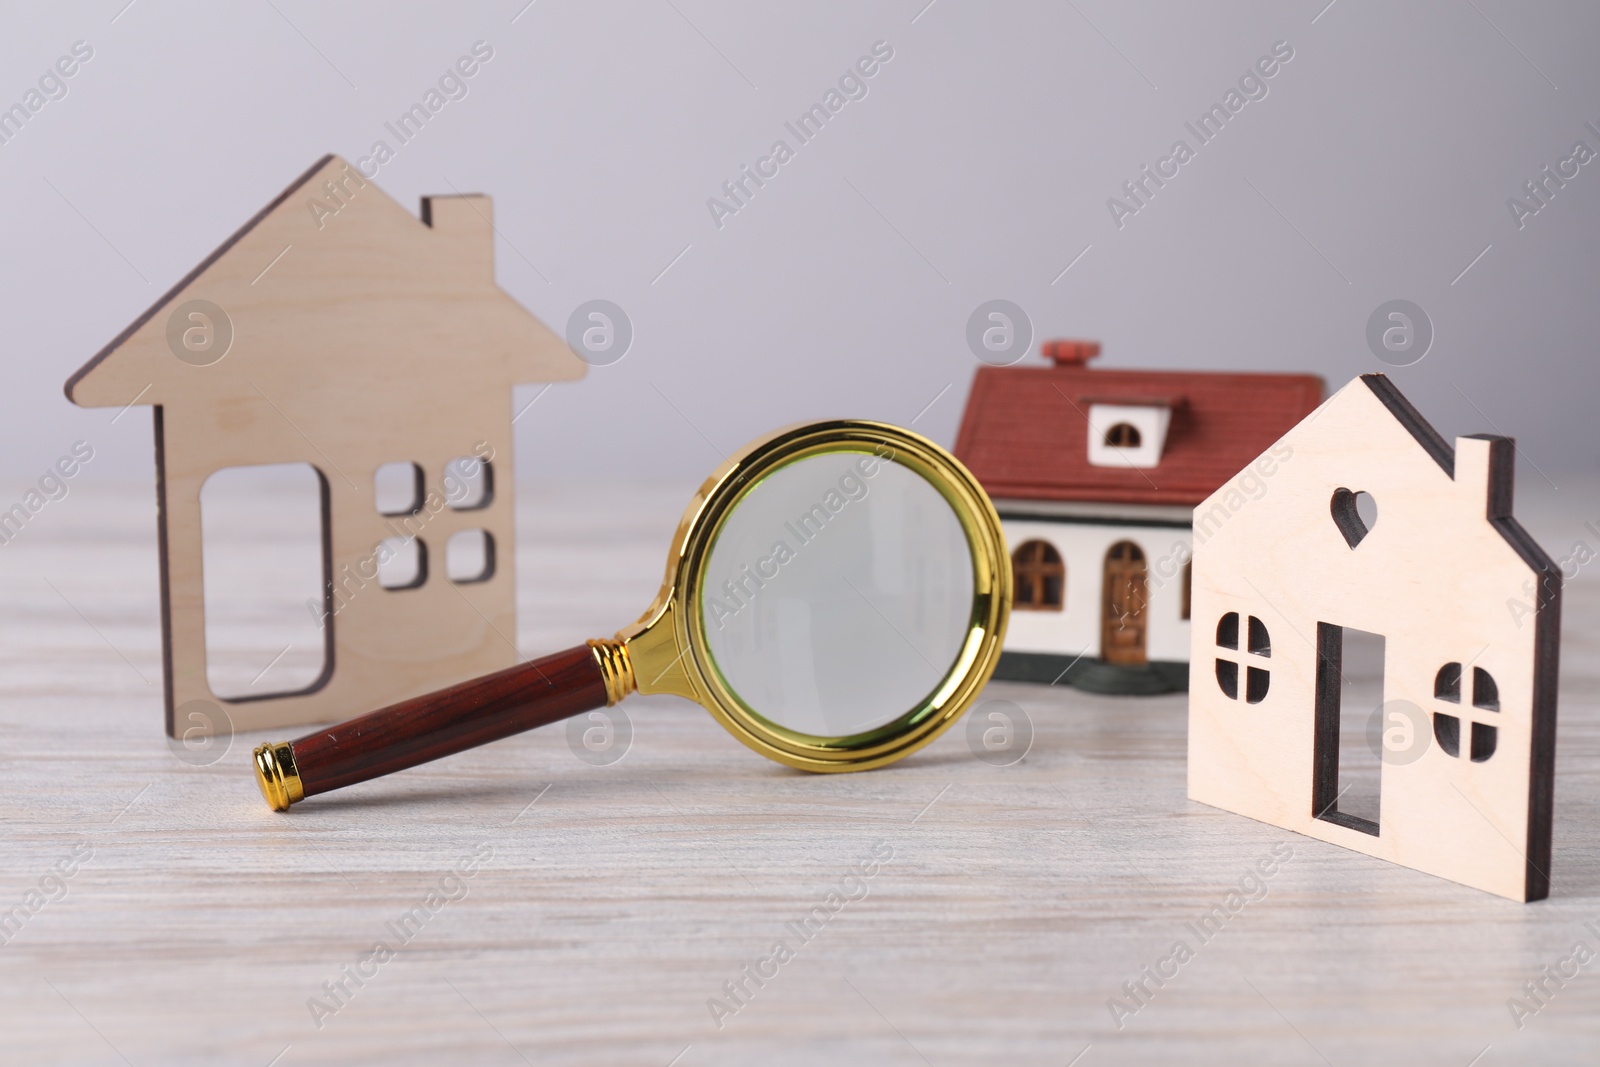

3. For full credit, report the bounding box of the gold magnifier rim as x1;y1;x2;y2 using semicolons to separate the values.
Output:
617;420;1011;773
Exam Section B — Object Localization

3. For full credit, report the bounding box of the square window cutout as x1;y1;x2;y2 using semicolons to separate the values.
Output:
377;537;427;589
447;529;496;583
374;462;423;516
443;456;492;510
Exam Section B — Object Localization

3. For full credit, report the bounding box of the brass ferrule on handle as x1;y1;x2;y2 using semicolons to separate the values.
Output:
253;741;304;812
588;636;636;706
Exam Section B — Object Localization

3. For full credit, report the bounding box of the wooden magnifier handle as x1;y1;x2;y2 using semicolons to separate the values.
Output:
253;639;636;810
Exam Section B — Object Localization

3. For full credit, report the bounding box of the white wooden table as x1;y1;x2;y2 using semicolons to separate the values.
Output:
2;478;1597;1066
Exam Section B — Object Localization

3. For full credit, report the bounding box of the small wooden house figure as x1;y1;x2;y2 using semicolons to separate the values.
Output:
1187;374;1561;901
65;154;584;736
953;341;1322;693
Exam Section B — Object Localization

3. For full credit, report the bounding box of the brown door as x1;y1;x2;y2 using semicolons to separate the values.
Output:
1102;541;1148;665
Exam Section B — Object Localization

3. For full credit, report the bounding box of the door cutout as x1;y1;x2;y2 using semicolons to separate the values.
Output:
1313;623;1385;835
199;463;333;700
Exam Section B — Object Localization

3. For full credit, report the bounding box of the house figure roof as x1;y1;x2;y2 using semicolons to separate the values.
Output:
65;153;582;412
954;341;1324;507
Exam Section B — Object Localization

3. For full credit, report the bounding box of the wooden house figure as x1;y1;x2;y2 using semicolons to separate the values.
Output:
953;341;1322;693
65;154;585;736
1187;374;1561;901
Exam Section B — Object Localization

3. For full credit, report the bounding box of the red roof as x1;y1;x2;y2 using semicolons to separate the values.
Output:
953;343;1324;507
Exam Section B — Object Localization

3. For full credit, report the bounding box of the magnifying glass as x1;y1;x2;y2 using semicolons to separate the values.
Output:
253;420;1011;810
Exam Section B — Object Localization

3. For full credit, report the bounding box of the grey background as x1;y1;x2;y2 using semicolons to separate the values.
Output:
4;8;1598;1062
2;0;1597;496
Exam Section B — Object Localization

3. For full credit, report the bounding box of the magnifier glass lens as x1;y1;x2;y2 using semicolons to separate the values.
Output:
701;450;975;738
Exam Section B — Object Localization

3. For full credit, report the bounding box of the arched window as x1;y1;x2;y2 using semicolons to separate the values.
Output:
1104;423;1142;448
1432;662;1499;761
1215;611;1271;703
1012;540;1065;611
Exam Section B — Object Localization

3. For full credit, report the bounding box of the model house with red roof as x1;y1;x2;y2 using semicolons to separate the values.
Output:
953;340;1323;693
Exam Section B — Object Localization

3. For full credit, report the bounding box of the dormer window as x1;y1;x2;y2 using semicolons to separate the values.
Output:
1085;401;1174;469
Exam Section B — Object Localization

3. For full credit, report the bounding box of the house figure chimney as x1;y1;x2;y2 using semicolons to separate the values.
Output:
421;193;495;283
1042;339;1101;366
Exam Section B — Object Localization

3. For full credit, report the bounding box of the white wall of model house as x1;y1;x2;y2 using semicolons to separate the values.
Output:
999;509;1193;663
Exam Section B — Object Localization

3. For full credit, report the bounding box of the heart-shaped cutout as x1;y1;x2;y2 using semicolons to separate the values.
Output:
1330;488;1377;548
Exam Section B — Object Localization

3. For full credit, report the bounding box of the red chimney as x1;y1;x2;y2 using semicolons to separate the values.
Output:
1041;339;1100;366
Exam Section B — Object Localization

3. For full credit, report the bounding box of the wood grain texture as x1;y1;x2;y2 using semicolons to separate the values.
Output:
0;480;1596;1066
291;645;608;798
